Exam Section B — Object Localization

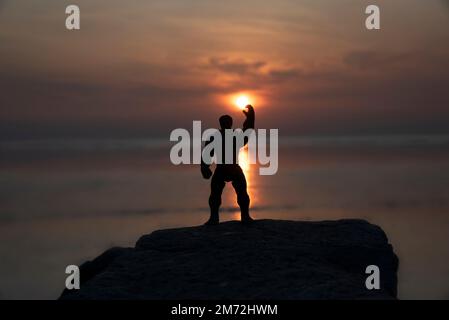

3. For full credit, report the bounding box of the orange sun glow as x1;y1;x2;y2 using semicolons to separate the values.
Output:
235;95;251;110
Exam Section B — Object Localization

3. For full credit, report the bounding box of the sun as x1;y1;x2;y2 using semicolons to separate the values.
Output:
235;95;251;110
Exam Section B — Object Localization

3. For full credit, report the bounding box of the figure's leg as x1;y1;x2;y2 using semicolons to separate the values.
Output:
232;169;253;224
206;173;225;225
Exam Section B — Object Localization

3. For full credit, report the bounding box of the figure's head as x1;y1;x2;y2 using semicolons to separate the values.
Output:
219;115;233;129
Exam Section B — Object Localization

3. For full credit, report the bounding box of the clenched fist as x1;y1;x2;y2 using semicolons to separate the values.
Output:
243;105;254;118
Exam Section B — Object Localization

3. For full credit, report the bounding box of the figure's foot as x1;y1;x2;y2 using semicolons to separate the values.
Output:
204;217;219;226
241;215;254;224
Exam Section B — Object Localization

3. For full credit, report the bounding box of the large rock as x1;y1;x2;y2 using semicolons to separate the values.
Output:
60;219;398;300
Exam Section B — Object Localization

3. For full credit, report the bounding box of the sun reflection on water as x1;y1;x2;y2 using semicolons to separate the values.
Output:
231;146;257;220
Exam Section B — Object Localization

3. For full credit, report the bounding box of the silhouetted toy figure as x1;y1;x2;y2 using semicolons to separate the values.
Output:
201;105;255;225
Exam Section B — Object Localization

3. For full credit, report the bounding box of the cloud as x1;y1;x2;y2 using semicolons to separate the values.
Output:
343;50;411;70
268;68;302;81
0;66;241;139
205;57;266;75
202;56;303;90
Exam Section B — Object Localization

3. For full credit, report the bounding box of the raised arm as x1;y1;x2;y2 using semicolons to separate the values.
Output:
242;105;255;131
242;105;255;146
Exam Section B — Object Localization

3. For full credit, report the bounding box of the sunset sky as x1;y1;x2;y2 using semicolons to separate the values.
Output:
1;0;448;139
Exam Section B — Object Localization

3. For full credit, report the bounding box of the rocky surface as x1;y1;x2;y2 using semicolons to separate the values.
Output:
60;219;398;300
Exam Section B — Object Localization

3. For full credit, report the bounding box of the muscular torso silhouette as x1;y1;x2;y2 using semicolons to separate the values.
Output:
201;105;255;225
